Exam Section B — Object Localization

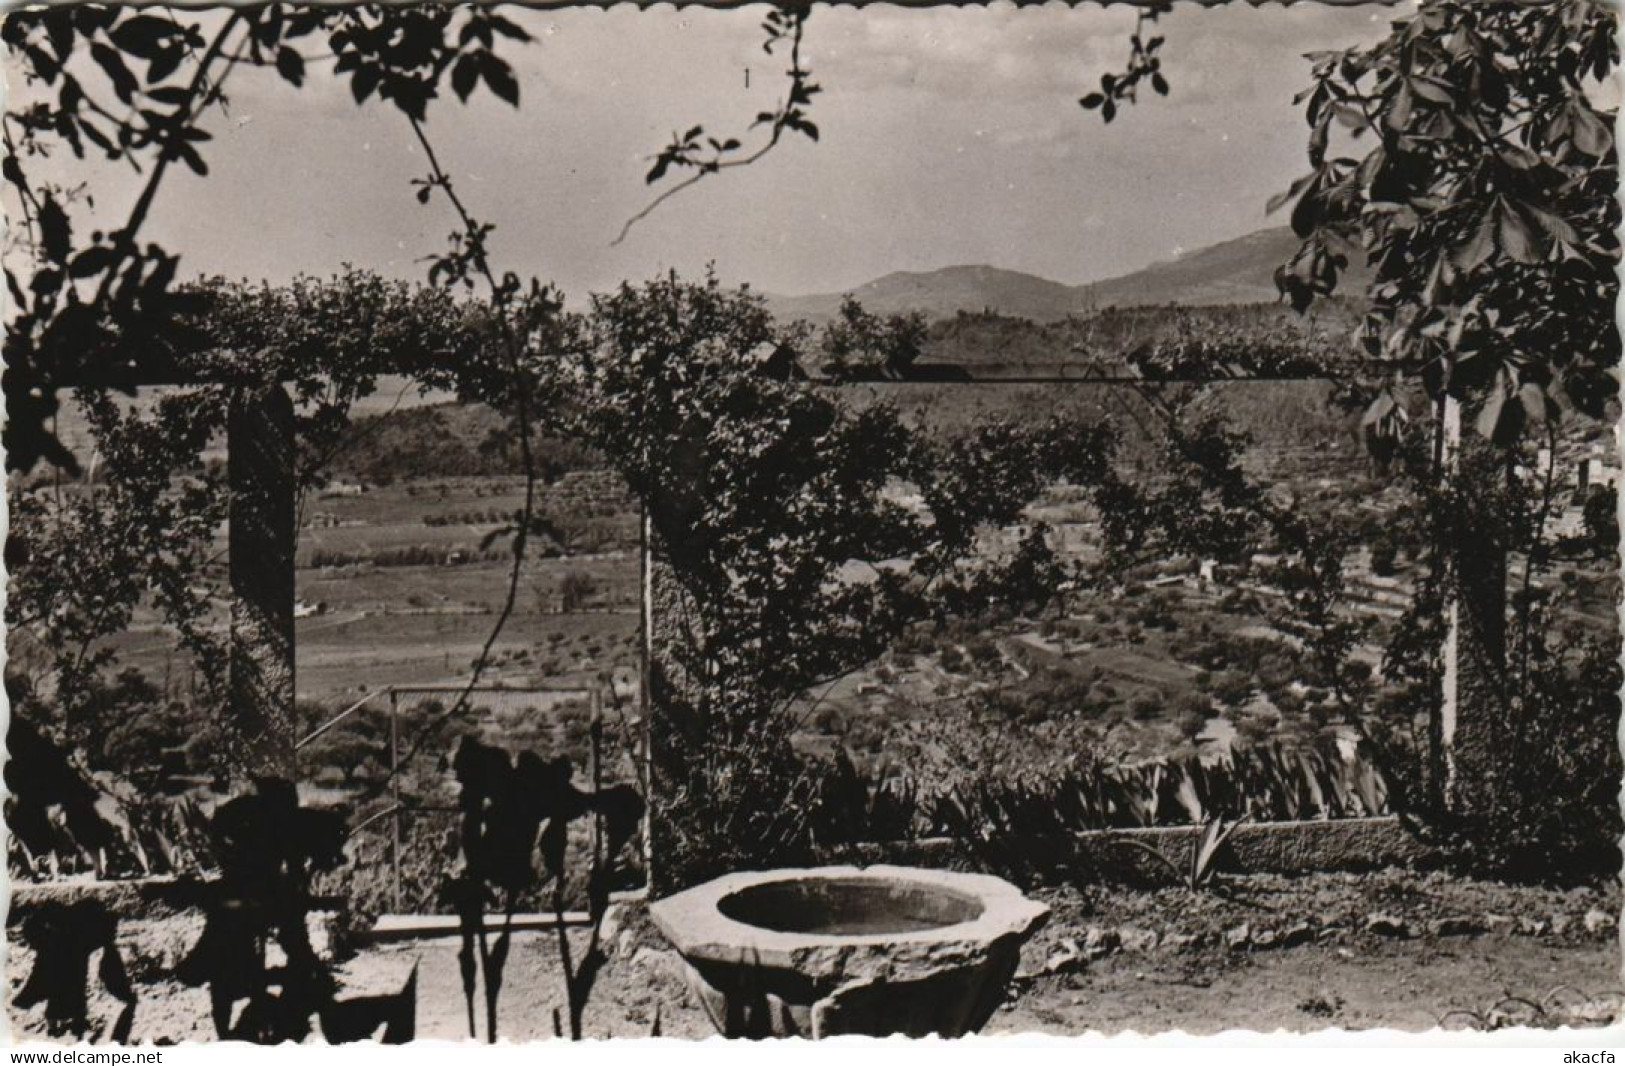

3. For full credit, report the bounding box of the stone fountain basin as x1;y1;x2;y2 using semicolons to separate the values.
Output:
649;865;1048;1039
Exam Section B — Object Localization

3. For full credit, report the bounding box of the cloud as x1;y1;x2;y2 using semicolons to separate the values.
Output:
813;3;1130;102
16;2;1411;302
1155;3;1396;106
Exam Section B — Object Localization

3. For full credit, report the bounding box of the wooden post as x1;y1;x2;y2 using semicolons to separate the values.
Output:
226;384;297;780
638;508;653;886
641;517;708;894
389;688;402;914
590;687;604;881
640;513;679;897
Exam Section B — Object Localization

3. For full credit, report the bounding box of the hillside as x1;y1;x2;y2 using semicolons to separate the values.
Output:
768;264;1082;324
765;226;1369;324
1075;227;1351;310
326;403;601;482
918;300;1364;370
32;228;1370;483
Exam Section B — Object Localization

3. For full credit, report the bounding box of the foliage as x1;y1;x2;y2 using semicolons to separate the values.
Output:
1092;4;1625;876
1114;305;1363;381
1274;0;1619;441
1249;12;1619;879
441;734;643;1042
3;4;529;474
1354;429;1622;878
6;389;228;725
176;779;338;1040
796;738;1389;854
71;669;192;773
561;270;1130;884
1578;483;1617;555
1113;813;1251;892
818;295;928;381
1368;532;1399;576
4;698;214;881
559;571;599;613
920;740;1386;889
1078;1;1171;123
175;778;419;1043
327;403;604;483
4;268;497;768
616;3;818;245
1108;363;1618;879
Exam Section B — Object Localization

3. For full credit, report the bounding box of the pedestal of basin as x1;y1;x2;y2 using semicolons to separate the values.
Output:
649;865;1049;1039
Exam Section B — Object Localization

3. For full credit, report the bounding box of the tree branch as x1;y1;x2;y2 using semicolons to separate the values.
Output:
92;11;244;308
611;3;814;247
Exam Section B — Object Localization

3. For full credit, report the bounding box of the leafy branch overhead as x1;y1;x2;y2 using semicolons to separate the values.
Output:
612;3;818;246
2;4;528;475
1079;2;1172;124
1269;0;1619;448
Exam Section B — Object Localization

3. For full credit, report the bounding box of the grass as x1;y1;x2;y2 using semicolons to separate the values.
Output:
297;611;638;702
81;417;1621;775
298;557;639;614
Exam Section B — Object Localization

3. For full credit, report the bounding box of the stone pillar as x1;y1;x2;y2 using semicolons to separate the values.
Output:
643;527;702;896
641;432;711;895
225;384;297;780
1436;396;1511;818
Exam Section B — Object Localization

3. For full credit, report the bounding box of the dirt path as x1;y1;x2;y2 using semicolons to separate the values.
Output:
9;930;1617;1042
10;872;1621;1042
326;926;1622;1040
993;936;1622;1034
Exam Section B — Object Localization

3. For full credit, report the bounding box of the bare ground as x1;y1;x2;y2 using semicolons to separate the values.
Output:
9;870;1621;1042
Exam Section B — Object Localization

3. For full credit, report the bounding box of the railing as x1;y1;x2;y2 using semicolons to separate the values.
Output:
297;682;605;914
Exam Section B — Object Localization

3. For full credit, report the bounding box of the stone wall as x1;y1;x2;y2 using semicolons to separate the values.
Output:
813;815;1433;882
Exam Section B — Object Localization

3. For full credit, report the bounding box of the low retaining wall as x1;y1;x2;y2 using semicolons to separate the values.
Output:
8;876;211;920
7;875;348;920
7;877;348;980
8;818;1426;929
814;815;1431;881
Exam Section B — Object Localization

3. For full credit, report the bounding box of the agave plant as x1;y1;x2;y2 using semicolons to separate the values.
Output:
443;732;643;1043
803;734;1390;853
1114;813;1252;892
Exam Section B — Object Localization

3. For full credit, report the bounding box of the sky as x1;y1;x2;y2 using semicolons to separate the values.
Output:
22;2;1406;301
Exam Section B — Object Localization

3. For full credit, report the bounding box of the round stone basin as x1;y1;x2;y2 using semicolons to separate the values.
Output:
650;865;1048;1039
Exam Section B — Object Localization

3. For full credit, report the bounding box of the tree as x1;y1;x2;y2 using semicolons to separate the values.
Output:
1271;0;1620;871
558;571;598;614
1369;532;1399;576
5;271;488;744
6;389;228;728
1275;1;1618;445
561;271;1130;882
818;295;928;381
3;5;531;473
1579;484;1617;557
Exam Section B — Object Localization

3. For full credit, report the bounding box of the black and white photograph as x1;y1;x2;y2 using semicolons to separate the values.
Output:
2;0;1620;1045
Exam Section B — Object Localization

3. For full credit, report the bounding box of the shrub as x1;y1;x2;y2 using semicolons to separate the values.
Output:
811;706;845;735
1210;671;1254;706
1172;691;1216;719
1369;534;1399;576
966;638;1002;669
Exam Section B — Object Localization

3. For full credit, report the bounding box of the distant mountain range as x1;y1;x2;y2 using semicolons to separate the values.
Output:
765;226;1362;324
32;226;1365;473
